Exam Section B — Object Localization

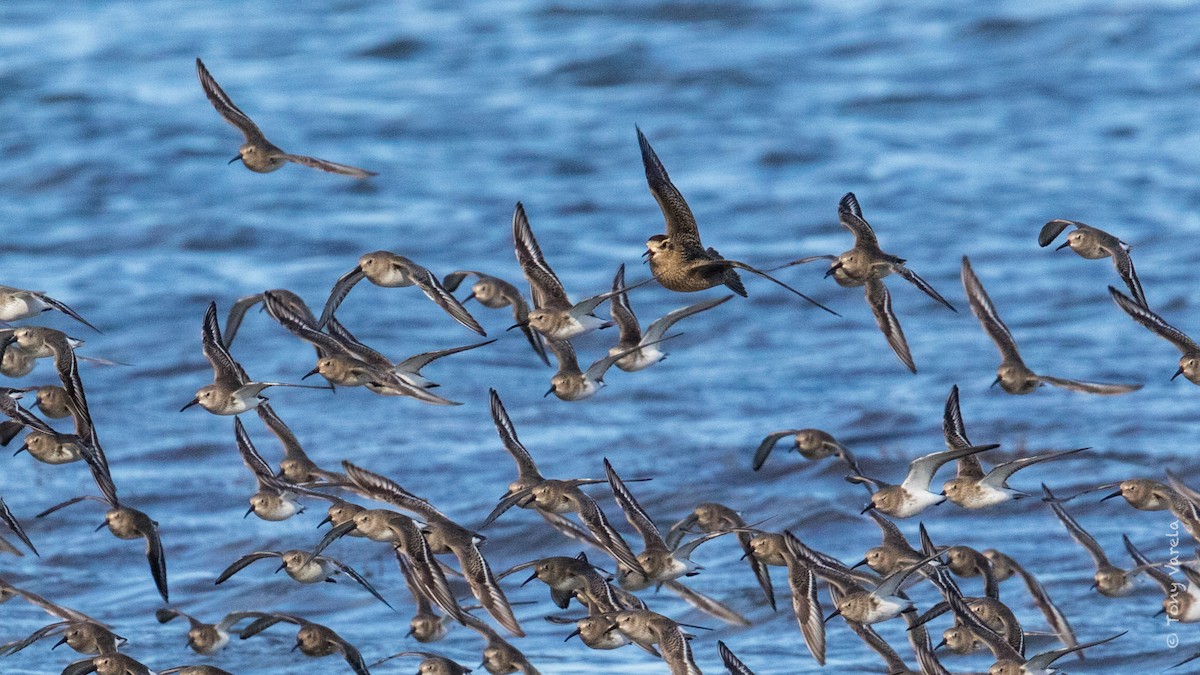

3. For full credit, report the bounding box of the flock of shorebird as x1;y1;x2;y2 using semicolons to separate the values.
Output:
0;57;1197;675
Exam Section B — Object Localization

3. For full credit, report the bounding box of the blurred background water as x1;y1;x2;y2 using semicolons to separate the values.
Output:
0;0;1197;672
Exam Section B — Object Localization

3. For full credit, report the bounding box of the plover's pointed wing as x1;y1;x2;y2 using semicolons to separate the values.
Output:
575;492;645;577
604;458;666;553
0;498;36;556
864;279;915;373
395;340;495;376
941;384;974;451
1038;219;1076;247
458;542;524;637
547;339;583;377
1109;285;1198;353
400;262;486;335
278;153;376;178
846;619;907;673
662;579;749;626
865;510;913;553
512;202;570;310
324;629;372;675
214;551;280;585
643;294;732;345
1024;631;1125;671
329;557;394;609
752;430;804;471
137;511;170;603
981;448;1086;490
1010;552;1082;657
222;293;264;348
342;461;453;524
37;294;99;333
717;640;756;675
1037;374;1141;395
893;264;956;311
609;264;641;347
1105;245;1148;308
901;444;997;493
1044;484;1112;568
318;266;366;329
234;417;274;488
837;192;879;250
694;259;839;315
784;555;826;665
201;302;248;385
195;58;266;142
655;619;703;675
488;389;542;482
255;403;324;473
637;127;702;249
961;256;1024;365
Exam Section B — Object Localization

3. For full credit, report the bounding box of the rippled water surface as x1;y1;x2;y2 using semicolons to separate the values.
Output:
2;0;1199;672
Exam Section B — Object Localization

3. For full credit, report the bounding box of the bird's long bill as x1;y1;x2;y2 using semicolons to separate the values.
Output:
860;502;876;514
641;249;651;259
1100;489;1124;501
180;397;200;412
850;558;868;569
228;155;242;165
301;367;320;380
274;562;287;574
317;513;333;528
94;521;109;532
52;636;68;650
244;505;256;518
933;638;947;650
13;444;27;456
507;321;529;331
823;608;842;624
543;386;555;398
823;261;844;278
463;292;476;304
1055;241;1071;251
564;627;582;642
291;640;302;652
521;570;539;587
1172;366;1185;381
990;376;1001;389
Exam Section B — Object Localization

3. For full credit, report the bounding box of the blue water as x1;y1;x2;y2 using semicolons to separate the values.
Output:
1;0;1196;672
